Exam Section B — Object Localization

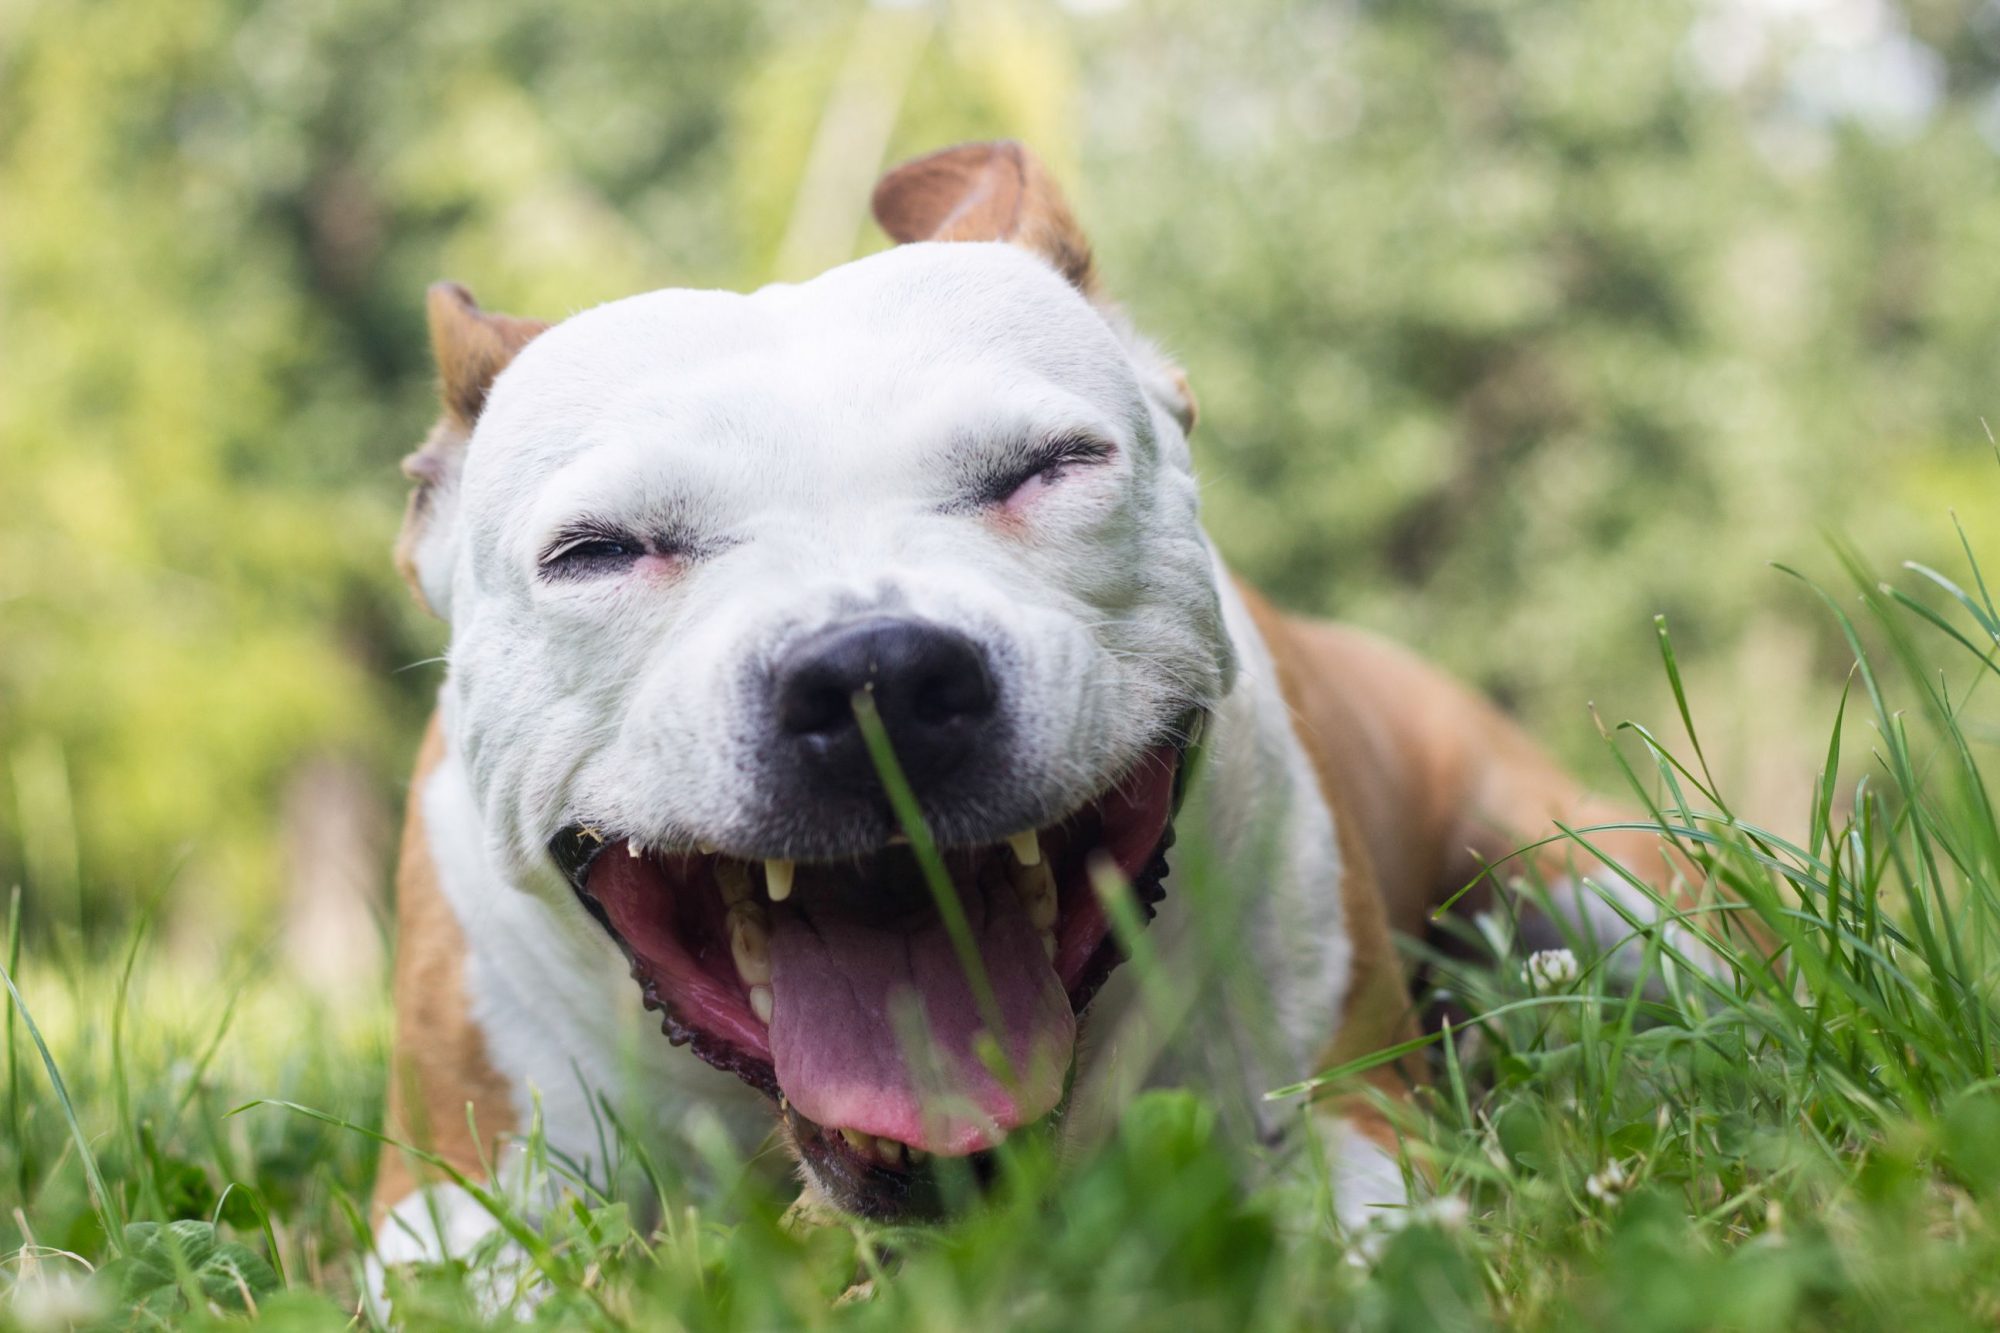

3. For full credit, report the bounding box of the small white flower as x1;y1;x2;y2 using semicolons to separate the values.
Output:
1522;947;1580;992
1411;1195;1470;1232
1585;1158;1633;1202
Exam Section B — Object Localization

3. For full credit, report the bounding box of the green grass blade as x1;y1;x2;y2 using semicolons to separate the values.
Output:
849;688;1015;1087
6;885;22;1207
0;955;123;1251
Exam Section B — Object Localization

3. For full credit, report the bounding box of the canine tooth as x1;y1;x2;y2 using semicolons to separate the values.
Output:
716;860;752;905
1007;830;1042;866
1040;929;1057;961
627;841;642;859
749;984;774;1025
697;841;718;855
839;1126;869;1153
877;1137;906;1165
906;1147;929;1165
765;858;795;902
728;904;771;984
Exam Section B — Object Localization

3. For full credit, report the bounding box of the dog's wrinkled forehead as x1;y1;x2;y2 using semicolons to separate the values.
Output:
463;243;1149;524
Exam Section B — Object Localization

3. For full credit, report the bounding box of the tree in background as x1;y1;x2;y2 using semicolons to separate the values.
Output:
1;0;1995;943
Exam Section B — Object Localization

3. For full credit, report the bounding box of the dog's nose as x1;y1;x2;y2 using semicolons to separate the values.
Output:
774;618;998;790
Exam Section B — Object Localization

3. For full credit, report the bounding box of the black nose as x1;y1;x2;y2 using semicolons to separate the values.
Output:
773;618;998;791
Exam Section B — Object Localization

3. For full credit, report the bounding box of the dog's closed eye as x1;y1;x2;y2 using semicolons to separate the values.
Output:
969;433;1115;510
538;522;652;580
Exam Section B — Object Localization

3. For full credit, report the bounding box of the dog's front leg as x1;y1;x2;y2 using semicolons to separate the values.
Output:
366;719;542;1316
1191;582;1422;1239
1306;865;1424;1239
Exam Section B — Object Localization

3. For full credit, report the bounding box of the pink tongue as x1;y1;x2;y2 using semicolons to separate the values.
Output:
766;878;1075;1157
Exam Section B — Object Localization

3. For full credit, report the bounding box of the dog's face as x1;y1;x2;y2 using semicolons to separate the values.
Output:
400;144;1233;1218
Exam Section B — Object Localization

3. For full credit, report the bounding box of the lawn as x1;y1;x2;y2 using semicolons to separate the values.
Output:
9;537;2000;1331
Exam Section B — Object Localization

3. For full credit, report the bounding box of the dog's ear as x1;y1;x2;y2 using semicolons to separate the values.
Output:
872;142;1197;436
426;281;549;429
395;283;549;617
871;141;1097;295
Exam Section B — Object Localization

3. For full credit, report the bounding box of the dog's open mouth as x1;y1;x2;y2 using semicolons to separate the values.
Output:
548;729;1193;1212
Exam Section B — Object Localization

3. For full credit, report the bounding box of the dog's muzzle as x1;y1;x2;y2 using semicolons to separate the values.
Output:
548;617;1205;1219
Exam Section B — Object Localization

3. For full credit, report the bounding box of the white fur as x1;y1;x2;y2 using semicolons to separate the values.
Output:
380;239;1401;1261
365;1142;544;1319
1326;1120;1411;1239
438;243;1224;870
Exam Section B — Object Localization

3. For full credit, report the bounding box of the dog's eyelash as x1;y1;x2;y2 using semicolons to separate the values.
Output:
538;524;652;580
972;433;1114;507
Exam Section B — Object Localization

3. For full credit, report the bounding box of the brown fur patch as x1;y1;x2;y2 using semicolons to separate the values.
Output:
1236;581;1720;1150
871;141;1097;295
426;282;548;430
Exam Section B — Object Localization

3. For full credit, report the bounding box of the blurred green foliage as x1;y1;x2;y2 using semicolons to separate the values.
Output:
2;0;1996;930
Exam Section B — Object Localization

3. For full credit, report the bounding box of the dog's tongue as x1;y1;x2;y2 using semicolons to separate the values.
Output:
766;877;1074;1157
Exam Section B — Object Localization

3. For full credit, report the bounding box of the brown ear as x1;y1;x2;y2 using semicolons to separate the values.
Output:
426;281;548;429
871;141;1096;294
396;284;547;617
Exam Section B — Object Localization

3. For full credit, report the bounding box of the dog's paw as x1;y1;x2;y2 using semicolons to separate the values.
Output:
1342;1194;1471;1267
364;1144;549;1322
1325;1117;1411;1237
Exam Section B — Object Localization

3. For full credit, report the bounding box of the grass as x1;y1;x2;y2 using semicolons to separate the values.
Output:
10;533;2000;1330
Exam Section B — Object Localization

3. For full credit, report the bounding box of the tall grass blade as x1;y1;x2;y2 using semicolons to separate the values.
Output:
849;688;1014;1084
0;956;123;1252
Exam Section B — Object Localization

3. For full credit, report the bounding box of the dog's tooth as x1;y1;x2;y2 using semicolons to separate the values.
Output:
1040;929;1057;961
749;984;774;1025
1013;857;1058;931
1029;880;1057;932
906;1146;929;1165
697;841;718;855
1006;830;1042;867
728;904;771;985
627;841;643;859
765;858;795;902
839;1126;869;1153
877;1137;906;1165
716;860;752;905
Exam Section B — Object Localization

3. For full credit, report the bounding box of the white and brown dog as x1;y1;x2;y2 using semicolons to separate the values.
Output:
371;141;1689;1273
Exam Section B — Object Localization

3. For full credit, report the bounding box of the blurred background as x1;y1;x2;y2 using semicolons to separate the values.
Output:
2;0;1997;980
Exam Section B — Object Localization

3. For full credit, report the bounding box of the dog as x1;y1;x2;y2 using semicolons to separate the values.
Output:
369;141;1696;1279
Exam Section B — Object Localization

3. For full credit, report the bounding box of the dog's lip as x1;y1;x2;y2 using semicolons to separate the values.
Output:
549;708;1205;901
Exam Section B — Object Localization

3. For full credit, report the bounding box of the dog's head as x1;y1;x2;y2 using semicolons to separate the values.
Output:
399;142;1235;1218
